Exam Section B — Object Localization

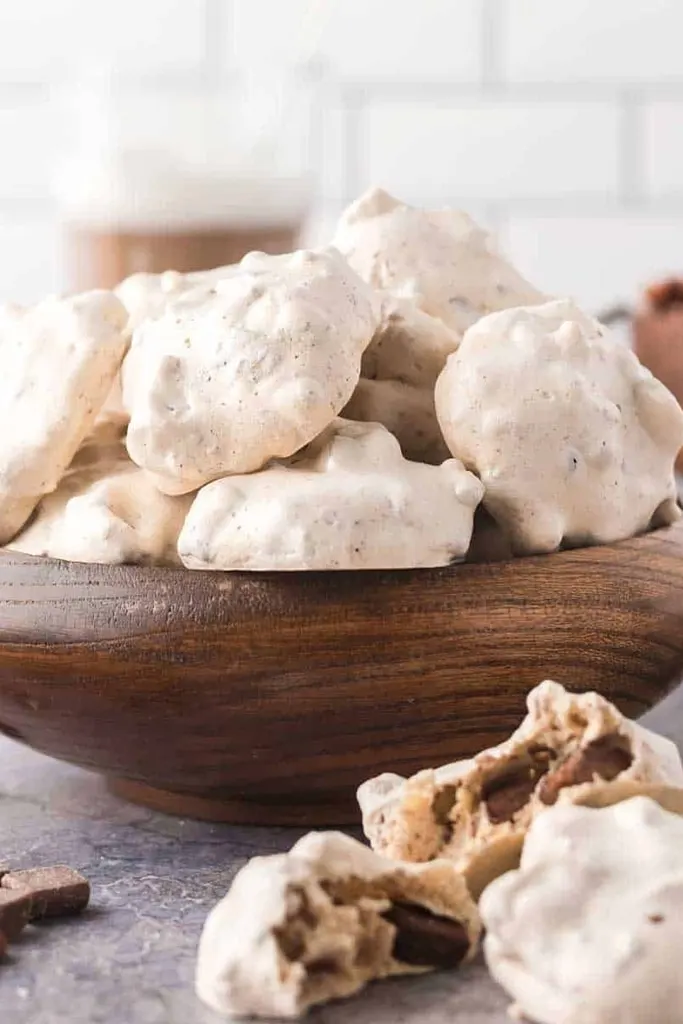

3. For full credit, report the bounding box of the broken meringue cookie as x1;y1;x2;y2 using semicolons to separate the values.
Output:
481;797;683;1024
0;290;128;544
123;248;380;495
342;298;458;463
7;423;192;566
195;830;480;1020
357;680;683;899
435;298;683;554
177;418;483;571
332;187;545;334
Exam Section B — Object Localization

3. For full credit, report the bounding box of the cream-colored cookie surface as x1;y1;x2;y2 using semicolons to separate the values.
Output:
482;796;683;1024
342;378;450;464
195;830;480;1020
123;248;379;495
178;419;483;570
115;264;239;331
342;298;457;462
333;187;545;333
7;424;192;565
0;290;128;544
358;680;683;897
435;298;683;554
102;265;240;429
361;297;462;389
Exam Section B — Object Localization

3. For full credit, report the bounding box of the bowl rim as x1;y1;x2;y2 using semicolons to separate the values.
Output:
1;518;681;583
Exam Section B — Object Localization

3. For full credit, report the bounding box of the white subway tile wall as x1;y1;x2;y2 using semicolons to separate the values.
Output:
502;216;683;311
502;0;683;84
229;0;484;82
359;100;620;203
0;0;207;80
1;0;683;307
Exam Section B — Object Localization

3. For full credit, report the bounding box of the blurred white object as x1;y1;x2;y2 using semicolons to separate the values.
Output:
51;68;315;289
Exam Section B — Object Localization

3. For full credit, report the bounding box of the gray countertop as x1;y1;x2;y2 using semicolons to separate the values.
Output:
2;688;683;1024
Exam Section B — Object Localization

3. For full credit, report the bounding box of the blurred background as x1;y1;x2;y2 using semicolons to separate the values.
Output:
1;0;683;314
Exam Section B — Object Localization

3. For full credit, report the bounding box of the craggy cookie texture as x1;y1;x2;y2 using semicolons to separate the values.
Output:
0;290;128;544
99;265;240;430
178;419;483;570
333;187;545;334
8;423;191;566
195;830;480;1019
343;299;457;463
123;248;379;495
435;299;683;554
482;797;683;1024
115;264;239;332
358;681;683;898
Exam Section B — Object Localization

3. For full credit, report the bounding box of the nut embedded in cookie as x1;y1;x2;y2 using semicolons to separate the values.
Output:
195;830;480;1019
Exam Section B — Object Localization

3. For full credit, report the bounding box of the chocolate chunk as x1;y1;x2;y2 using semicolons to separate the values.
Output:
0;931;7;959
1;866;90;919
0;889;32;940
482;748;554;824
384;901;470;969
539;732;633;806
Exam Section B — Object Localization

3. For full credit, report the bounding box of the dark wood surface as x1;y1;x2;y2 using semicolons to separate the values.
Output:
1;521;683;824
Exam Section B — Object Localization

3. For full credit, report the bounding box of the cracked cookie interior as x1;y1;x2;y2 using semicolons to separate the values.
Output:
273;875;473;1009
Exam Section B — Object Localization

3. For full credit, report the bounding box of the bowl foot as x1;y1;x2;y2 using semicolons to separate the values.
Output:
108;778;358;826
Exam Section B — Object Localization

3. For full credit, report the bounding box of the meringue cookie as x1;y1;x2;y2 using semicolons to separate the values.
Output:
342;378;451;464
435;298;683;554
358;680;683;898
360;297;462;390
8;424;192;565
333;187;544;334
343;298;458;462
481;797;683;1024
123;248;379;495
196;830;480;1020
98;264;242;430
115;264;239;332
177;418;483;570
0;290;128;544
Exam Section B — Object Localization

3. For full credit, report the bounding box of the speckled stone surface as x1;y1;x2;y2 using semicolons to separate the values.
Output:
1;688;682;1024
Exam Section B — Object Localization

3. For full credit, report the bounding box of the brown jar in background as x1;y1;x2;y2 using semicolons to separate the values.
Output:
633;279;683;471
66;216;303;292
52;75;313;292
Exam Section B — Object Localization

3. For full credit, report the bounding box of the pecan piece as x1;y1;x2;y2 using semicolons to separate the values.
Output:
0;889;32;940
1;866;90;919
539;732;633;806
482;747;554;824
384;901;470;968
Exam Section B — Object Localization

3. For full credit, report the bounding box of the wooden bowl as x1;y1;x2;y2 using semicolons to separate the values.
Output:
1;520;683;825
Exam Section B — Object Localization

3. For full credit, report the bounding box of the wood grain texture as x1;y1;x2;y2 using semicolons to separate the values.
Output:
0;521;683;824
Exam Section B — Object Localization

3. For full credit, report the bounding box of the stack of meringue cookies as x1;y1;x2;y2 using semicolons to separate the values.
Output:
196;681;683;1024
3;186;683;567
